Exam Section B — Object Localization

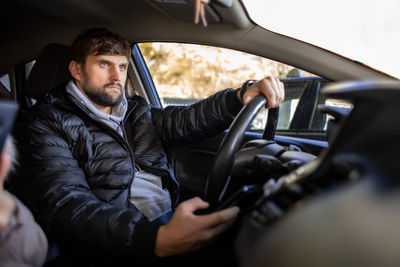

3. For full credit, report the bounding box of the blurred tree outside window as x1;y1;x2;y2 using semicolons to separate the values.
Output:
138;42;318;132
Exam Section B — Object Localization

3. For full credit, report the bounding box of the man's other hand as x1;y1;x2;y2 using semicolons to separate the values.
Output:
155;197;239;257
238;77;285;108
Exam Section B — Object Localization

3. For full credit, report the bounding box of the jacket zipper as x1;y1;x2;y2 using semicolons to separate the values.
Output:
122;102;142;172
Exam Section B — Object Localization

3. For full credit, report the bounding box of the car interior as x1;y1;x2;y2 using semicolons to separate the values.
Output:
2;0;400;266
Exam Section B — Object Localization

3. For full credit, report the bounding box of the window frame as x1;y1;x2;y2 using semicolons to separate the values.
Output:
133;42;331;141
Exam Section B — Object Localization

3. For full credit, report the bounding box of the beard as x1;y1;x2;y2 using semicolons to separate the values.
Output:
81;71;124;108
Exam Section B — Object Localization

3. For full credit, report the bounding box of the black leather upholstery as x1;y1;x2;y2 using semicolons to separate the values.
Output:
15;43;71;264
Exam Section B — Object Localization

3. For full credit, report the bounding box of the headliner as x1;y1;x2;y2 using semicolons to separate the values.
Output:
0;0;391;80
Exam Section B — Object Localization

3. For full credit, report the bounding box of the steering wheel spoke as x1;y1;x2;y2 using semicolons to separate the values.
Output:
206;95;267;207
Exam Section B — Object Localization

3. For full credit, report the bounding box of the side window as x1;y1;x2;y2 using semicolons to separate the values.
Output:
138;42;337;140
0;73;14;100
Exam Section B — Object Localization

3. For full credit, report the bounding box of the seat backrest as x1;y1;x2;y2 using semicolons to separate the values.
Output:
15;43;71;264
26;43;72;100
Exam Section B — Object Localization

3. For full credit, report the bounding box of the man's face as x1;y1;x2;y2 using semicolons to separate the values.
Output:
77;54;129;108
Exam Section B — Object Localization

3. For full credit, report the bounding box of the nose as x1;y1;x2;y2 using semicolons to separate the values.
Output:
110;65;122;82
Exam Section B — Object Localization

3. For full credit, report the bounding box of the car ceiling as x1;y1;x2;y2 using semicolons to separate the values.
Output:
1;0;392;81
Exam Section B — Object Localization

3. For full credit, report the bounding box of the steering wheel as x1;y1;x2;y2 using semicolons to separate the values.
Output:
206;95;267;207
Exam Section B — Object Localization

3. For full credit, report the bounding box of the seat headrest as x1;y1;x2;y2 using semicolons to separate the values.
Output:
26;43;72;100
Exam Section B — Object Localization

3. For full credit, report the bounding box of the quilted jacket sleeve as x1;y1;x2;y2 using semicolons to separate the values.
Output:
151;88;243;144
16;104;161;258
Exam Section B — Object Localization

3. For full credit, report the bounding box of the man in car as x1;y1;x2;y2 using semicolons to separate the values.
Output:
17;27;284;266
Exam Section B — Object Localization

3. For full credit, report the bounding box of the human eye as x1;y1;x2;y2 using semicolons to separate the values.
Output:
119;64;127;71
100;61;109;68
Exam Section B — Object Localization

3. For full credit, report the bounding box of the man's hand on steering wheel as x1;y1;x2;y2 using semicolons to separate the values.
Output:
206;77;285;207
237;77;285;108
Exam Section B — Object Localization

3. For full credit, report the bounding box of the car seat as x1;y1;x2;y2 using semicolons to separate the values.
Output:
26;43;72;101
14;43;72;266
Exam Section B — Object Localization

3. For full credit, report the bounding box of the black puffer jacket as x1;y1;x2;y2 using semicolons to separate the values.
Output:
17;85;242;260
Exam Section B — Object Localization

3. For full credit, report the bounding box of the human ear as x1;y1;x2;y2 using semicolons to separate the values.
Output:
69;61;82;82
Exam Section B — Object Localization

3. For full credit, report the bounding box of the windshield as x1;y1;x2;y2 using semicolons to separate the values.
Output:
241;0;400;78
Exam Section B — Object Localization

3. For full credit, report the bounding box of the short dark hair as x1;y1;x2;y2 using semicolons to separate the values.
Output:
70;27;131;63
